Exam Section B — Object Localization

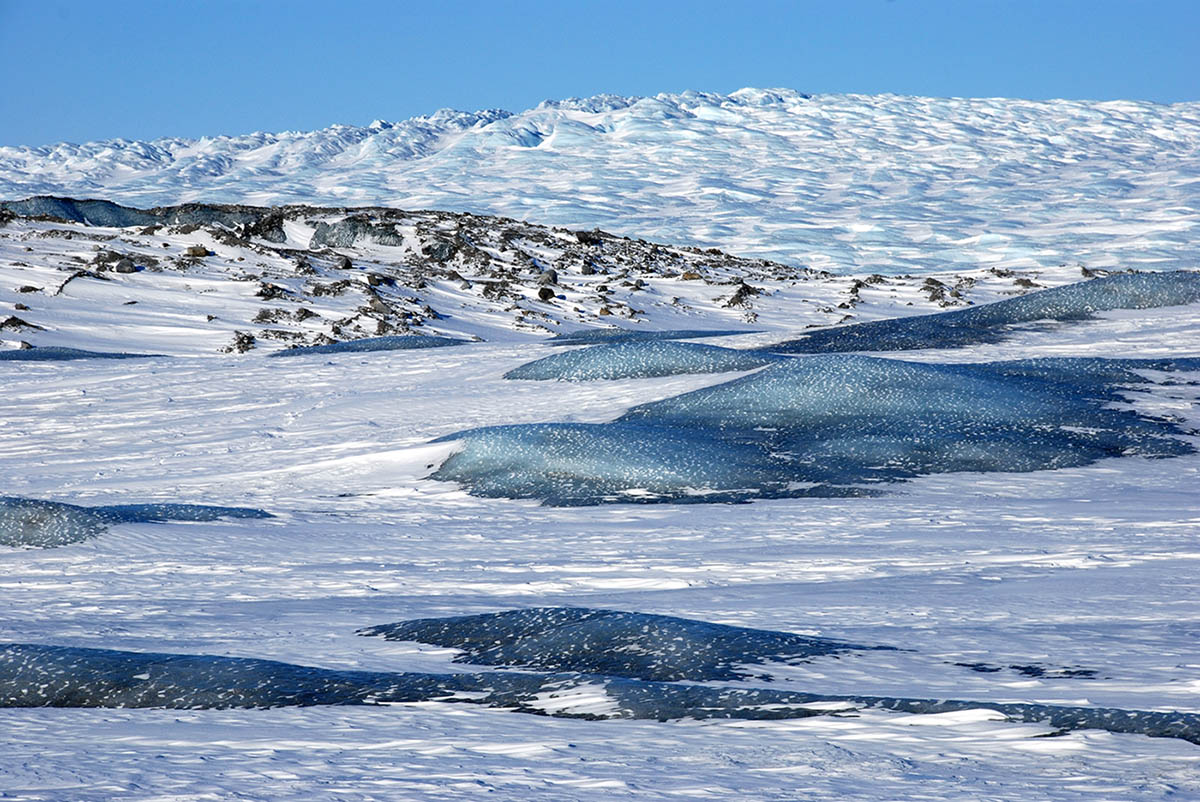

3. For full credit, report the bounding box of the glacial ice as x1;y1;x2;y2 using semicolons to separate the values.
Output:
359;607;887;681
505;341;783;381
0;497;272;548
269;335;467;357
3;641;1198;744
766;272;1200;354
433;355;1200;505
0;346;161;361
548;328;758;346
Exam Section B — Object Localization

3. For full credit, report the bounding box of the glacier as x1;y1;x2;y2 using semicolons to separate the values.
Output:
0;497;271;548
504;341;782;381
433;355;1200;505
3;90;1199;275
767;271;1200;354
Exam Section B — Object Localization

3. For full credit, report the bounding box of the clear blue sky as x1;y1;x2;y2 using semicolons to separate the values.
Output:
2;0;1197;147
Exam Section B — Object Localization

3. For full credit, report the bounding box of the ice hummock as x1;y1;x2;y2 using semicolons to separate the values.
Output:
3;640;1198;744
359;607;888;681
0;497;272;548
766;271;1200;354
0;346;162;361
547;328;759;346
432;355;1200;505
269;335;468;357
505;341;783;381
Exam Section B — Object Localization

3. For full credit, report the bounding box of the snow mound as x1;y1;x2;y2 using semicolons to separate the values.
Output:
432;356;1200;505
0;497;272;548
269;335;468;358
768;271;1200;354
548;329;760;346
504;341;782;381
359;607;884;681
0;346;162;361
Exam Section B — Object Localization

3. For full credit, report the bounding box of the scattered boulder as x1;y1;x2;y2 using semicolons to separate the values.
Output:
537;287;556;302
184;245;209;258
221;331;256;353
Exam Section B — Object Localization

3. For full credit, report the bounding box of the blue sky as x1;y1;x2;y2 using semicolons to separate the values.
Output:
1;0;1197;146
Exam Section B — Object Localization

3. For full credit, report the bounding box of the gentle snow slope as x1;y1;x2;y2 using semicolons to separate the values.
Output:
3;89;1199;272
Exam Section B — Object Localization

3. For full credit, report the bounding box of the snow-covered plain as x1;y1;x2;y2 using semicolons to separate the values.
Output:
2;89;1200;799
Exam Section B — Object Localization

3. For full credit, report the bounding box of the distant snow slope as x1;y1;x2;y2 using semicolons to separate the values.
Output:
3;89;1198;273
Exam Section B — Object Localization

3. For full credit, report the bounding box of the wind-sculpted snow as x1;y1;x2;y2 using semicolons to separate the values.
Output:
359;607;888;681
0;497;271;548
433;355;1200;505
548;329;759;346
0;346;162;361
3;642;1198;744
505;341;782;381
269;335;468;358
767;272;1200;354
4;90;1199;274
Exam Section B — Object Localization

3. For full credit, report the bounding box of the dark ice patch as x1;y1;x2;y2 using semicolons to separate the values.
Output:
0;497;272;548
269;335;467;357
358;607;889;681
0;346;162;361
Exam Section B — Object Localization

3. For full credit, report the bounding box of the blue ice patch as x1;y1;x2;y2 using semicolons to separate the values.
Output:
0;346;161;361
433;355;1200;505
505;340;783;381
765;271;1200;354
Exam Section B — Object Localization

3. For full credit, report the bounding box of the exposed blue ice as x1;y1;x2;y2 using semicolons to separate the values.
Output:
766;272;1200;353
359;607;888;681
0;346;161;361
505;341;783;381
3;640;1198;743
433;355;1200;505
548;328;759;346
0;497;272;548
269;335;468;357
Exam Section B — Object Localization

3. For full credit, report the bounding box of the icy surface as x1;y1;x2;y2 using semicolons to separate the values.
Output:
4;90;1200;274
435;355;1200;505
4;640;1198;745
548;328;760;345
269;335;467;357
768;271;1200;353
0;497;271;549
505;341;782;381
359;607;884;681
0;346;161;361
